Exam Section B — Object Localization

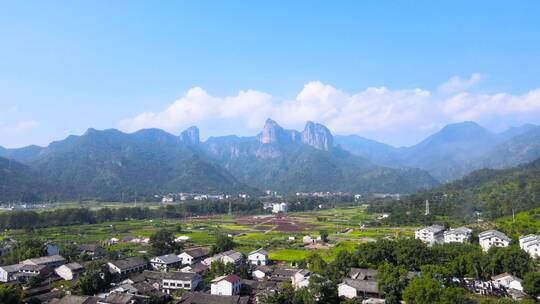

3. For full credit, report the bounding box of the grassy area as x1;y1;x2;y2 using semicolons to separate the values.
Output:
496;207;540;237
2;204;422;262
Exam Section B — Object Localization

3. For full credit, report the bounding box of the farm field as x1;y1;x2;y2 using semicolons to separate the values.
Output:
2;205;420;262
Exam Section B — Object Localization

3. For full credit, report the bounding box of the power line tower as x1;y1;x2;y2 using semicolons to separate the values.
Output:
425;200;430;216
228;201;232;216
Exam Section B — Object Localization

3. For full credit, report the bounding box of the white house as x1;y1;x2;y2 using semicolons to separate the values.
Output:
414;225;445;246
150;254;182;272
161;271;202;294
211;274;242;296
338;278;379;299
0;264;23;282
178;247;210;265
203;250;243;267
479;230;511;252
444;227;472;244
248;248;268;266
492;273;524;291
107;256;148;278
252;265;273;280
272;202;289;214
519;234;540;258
55;262;85;281
291;269;311;289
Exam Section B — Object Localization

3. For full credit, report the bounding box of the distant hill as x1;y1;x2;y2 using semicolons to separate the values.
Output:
0;157;49;202
0;119;439;202
336;122;540;182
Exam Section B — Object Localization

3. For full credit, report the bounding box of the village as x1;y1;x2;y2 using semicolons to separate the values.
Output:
0;201;539;304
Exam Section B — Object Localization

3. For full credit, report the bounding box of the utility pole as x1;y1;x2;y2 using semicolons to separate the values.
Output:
228;201;232;216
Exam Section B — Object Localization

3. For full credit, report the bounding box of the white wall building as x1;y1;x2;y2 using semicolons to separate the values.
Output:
479;230;511;252
0;264;23;282
444;227;472;244
161;272;202;294
414;225;445;246
178;247;210;265
519;234;540;258
291;269;311;289
150;254;182;272
492;273;524;291
55;262;85;281
272;202;289;214
248;249;268;266
210;274;242;296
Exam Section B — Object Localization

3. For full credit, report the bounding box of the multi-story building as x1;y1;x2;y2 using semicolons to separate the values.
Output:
479;230;511;252
414;225;445;246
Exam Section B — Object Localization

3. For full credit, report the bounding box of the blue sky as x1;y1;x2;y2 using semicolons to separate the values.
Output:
1;1;539;148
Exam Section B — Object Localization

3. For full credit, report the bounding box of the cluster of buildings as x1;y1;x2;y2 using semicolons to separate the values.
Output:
414;225;514;253
160;193;251;203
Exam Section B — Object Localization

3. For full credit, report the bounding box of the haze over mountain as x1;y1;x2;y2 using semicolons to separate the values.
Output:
0;119;440;201
335;121;540;182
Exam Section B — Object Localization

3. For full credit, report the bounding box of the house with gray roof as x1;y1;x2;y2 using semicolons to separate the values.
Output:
107;256;148;278
0;263;23;282
479;230;511;252
150;254;182;272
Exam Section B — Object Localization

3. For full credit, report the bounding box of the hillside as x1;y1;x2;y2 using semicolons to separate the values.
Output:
0;157;50;202
337;122;540;182
202;119;438;194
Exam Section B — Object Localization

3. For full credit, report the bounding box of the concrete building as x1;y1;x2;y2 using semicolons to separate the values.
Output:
414;225;445;246
150;254;182;272
291;269;311;289
0;263;23;282
248;248;268;266
162;271;202;294
444;227;472;243
107;256;148;278
479;230;511;252
519;234;540;258
211;274;242;296
272;202;289;214
338;278;379;299
22;254;66;268
178;247;210;265
55;262;85;281
492;273;524;291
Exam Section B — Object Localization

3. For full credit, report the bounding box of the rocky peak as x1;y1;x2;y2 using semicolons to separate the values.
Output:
180;126;200;145
301;121;333;151
257;118;287;144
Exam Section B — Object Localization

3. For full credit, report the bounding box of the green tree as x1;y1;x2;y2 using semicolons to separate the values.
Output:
0;284;23;304
403;276;442;304
523;271;540;298
149;229;181;256
211;232;235;254
377;262;409;304
60;243;80;262
78;261;111;295
486;246;532;278
319;230;329;243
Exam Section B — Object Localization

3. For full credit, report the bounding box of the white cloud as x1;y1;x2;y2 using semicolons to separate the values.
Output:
119;75;540;146
438;73;483;94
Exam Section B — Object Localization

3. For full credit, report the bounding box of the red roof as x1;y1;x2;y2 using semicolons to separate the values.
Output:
224;274;241;283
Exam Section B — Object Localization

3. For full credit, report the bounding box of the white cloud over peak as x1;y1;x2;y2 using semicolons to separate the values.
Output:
119;74;540;146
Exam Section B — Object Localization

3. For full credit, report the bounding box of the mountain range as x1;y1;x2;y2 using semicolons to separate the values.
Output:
0;118;539;202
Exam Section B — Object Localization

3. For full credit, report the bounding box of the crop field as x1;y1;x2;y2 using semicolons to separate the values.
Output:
2;205;421;262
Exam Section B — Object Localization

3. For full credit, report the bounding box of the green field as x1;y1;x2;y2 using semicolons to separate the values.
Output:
2;205;421;262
